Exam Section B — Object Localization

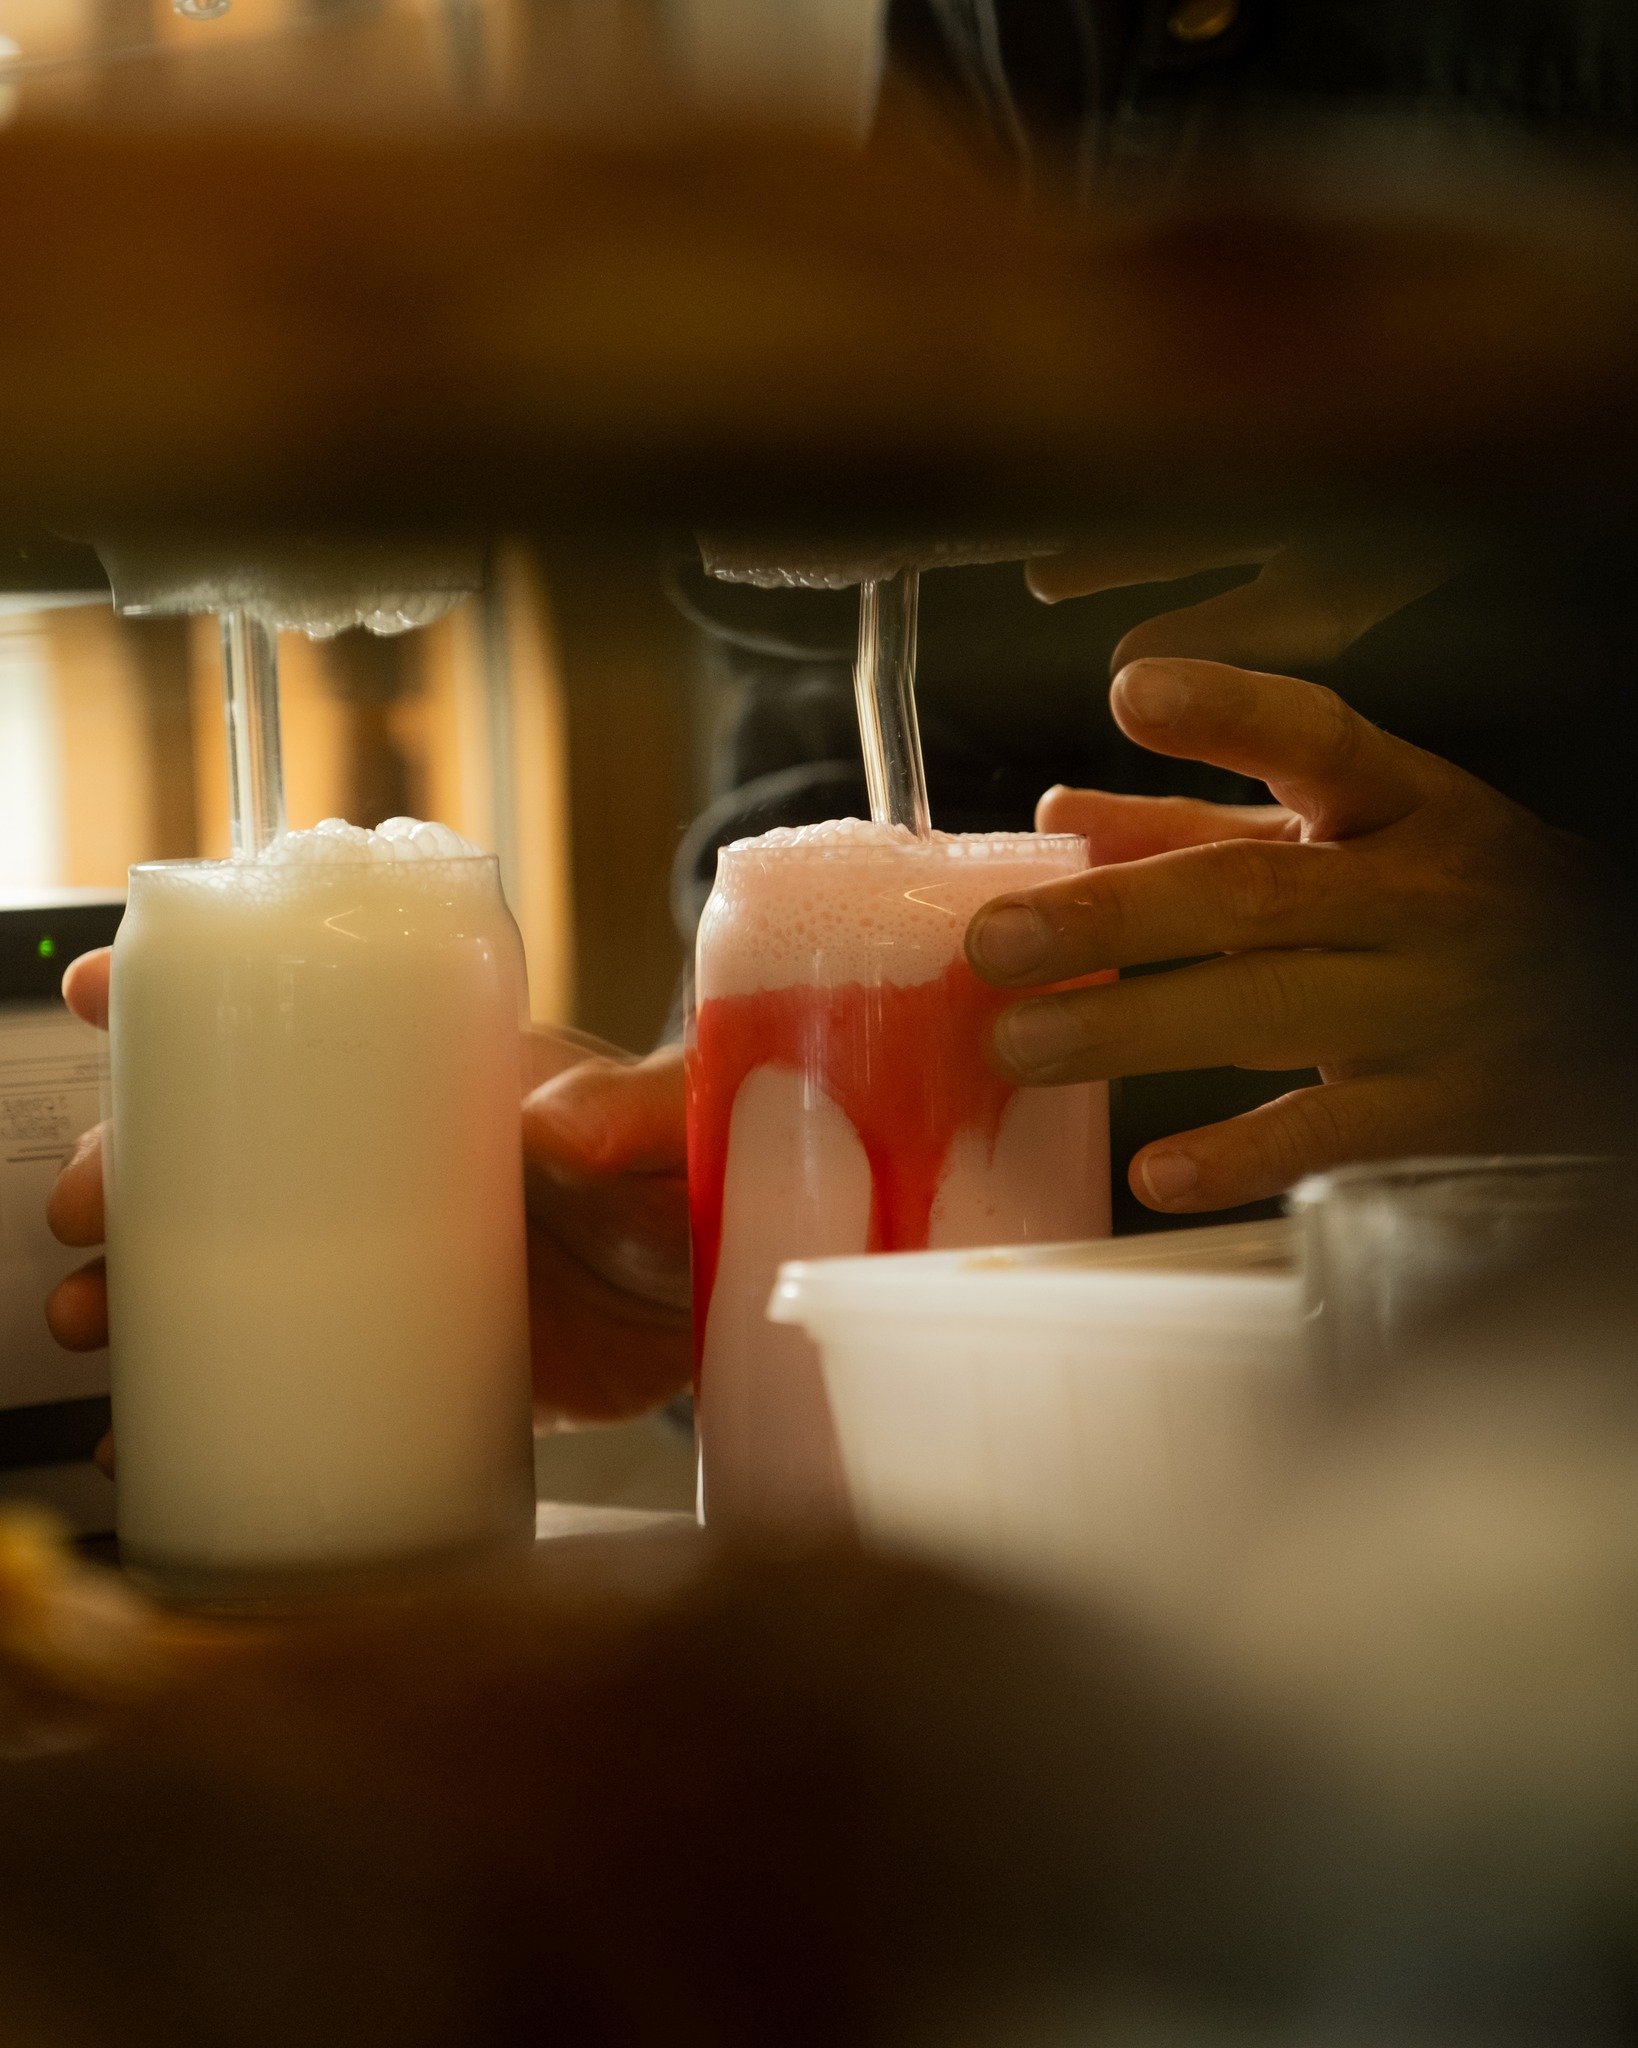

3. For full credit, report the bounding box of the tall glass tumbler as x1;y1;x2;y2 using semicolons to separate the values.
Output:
687;823;1111;1529
106;849;536;1603
1290;1154;1622;1384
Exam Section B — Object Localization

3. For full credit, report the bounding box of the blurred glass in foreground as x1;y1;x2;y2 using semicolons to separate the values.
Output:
1292;1155;1626;1384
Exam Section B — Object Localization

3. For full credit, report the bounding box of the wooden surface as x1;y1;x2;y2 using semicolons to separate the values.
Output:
1;113;1637;544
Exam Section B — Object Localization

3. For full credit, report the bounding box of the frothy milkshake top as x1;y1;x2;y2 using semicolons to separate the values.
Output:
128;820;498;926
258;817;483;864
698;818;1086;996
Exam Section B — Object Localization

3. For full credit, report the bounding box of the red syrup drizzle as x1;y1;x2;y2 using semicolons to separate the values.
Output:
686;959;1017;1374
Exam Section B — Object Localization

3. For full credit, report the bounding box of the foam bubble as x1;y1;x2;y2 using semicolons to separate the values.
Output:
697;819;1087;997
259;817;483;866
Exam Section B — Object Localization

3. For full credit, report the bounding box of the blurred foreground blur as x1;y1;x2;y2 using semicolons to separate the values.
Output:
2;5;1638;2040
1;1207;1636;2048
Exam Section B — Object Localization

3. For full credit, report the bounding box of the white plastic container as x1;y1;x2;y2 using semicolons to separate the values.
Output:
770;1231;1309;1615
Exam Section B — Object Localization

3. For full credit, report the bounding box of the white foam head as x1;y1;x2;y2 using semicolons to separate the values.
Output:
696;819;1086;997
127;820;497;933
258;817;483;865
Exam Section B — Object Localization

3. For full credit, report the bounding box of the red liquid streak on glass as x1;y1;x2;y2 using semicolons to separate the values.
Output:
686;961;1016;1372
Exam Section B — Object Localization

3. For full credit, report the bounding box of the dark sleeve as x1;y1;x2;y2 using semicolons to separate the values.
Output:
884;1;1638;169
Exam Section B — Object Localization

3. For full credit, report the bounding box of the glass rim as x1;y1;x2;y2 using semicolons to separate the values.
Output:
717;828;1088;862
128;849;499;877
1287;1152;1625;1209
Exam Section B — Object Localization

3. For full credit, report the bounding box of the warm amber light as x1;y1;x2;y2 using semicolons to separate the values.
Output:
1168;0;1241;43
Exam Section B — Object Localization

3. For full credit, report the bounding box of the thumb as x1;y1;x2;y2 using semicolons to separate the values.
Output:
62;949;111;1032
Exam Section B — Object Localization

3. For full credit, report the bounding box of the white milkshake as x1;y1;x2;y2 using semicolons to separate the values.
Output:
107;818;536;1601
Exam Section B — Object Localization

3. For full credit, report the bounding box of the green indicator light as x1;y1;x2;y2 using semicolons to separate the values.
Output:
37;936;55;960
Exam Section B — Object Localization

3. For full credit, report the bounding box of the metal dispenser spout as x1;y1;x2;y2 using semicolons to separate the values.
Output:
694;531;1069;841
696;530;1065;591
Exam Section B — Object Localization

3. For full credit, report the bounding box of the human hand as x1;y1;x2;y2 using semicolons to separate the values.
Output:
42;951;110;1360
521;1042;691;1424
45;951;691;1430
1026;522;1463;676
966;658;1598;1214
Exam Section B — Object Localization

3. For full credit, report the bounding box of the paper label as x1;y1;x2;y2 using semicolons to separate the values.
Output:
0;1003;106;1408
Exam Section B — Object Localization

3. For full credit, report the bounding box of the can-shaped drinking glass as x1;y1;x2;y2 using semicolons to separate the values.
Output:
687;823;1111;1528
107;847;536;1603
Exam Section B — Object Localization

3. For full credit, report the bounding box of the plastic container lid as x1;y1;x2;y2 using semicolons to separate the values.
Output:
769;1244;1301;1335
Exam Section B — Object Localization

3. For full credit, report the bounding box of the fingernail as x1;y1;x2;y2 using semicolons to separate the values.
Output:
1034;784;1070;832
1139;1149;1200;1206
971;903;1051;980
996;1001;1083;1074
1115;661;1188;728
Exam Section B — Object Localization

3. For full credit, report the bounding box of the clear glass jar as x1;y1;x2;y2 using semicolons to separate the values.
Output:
1289;1154;1623;1384
107;848;536;1604
687;824;1110;1530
